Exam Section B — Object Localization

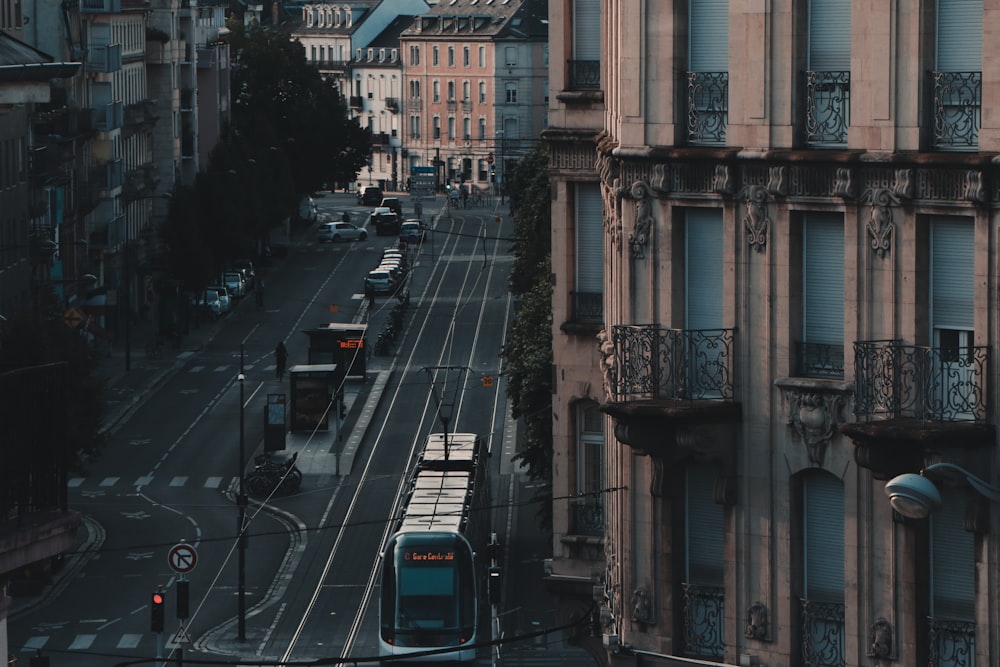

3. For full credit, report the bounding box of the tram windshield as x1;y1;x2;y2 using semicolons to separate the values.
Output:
398;564;458;628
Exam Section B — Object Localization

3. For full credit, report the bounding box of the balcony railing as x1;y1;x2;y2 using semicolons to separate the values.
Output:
928;616;975;667
805;70;850;147
385;97;399;112
86;43;123;73
932;71;981;151
569;498;603;536
682;583;724;660
853;339;990;423
795;342;845;379
81;0;121;11
570;291;602;324
93;101;124;132
349;96;363;109
610;325;734;401
568;59;600;90
686;71;728;146
801;598;845;667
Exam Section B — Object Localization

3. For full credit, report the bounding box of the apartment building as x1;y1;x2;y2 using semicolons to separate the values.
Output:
547;2;1000;666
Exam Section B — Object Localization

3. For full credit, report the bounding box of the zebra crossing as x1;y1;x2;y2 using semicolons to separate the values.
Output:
69;474;238;492
20;630;176;655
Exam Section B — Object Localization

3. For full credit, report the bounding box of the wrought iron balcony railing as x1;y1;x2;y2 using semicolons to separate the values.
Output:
795;342;845;379
686;71;728;146
805;70;850;147
570;291;602;325
932;71;981;151
928;616;975;667
801;598;846;667
610;325;734;401
568;59;600;91
853;339;990;423
682;583;724;660
569;498;604;536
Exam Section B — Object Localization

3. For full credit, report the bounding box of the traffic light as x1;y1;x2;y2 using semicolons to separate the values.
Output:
150;586;166;633
488;564;502;606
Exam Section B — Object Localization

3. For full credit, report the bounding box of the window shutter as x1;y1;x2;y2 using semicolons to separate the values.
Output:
573;0;601;60
689;0;729;72
931;218;974;330
576;185;604;293
931;487;976;619
803;214;844;345
686;208;723;329
936;0;982;71
686;464;724;585
803;472;844;601
808;0;851;70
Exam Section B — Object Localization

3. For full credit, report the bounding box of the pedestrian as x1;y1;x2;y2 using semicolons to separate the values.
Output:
275;341;287;380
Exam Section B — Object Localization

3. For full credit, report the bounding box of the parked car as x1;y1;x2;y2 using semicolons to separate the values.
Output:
365;268;396;295
399;220;426;244
380;197;403;217
231;260;256;290
207;286;232;314
358;185;384;206
318;221;368;243
191;289;223;318
374;212;401;236
299;196;318;223
223;271;246;298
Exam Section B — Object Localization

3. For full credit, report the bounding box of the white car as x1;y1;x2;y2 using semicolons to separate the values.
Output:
365;269;396;295
223;271;245;298
206;286;232;314
191;289;223;317
318;221;368;243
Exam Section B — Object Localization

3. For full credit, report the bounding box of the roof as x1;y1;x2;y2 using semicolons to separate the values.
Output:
0;32;80;82
368;14;418;48
401;0;547;39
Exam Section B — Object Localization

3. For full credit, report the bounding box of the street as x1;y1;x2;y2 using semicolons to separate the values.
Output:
8;192;594;666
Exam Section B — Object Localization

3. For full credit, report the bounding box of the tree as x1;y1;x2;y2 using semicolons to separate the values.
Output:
506;145;552;295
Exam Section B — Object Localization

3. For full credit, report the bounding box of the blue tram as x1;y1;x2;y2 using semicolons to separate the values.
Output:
379;433;491;662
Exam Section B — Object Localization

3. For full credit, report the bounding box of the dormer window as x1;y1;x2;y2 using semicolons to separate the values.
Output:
390;48;398;62
303;5;313;27
356;47;363;61
379;48;386;62
367;48;374;61
316;8;324;27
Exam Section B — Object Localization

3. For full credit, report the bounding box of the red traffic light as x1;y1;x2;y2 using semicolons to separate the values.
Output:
152;593;164;605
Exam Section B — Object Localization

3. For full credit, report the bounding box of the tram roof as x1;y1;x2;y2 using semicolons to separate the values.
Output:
399;470;472;533
419;432;480;471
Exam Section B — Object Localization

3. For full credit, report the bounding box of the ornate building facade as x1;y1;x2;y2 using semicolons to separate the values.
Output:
547;2;1000;666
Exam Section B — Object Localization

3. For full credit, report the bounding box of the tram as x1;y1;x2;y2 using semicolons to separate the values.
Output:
379;432;491;662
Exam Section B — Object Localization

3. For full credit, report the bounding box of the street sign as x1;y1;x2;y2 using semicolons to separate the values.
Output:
167;543;198;574
63;308;84;329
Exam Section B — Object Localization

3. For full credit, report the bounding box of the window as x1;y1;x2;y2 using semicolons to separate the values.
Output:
433;116;441;139
799;214;844;378
463;117;471;140
573;184;603;323
409;45;420;66
409;80;420;99
682;464;724;659
447;81;455;101
570;0;601;90
685;209;725;397
505;82;517;104
687;0;729;145
504;46;516;67
479;81;487;103
479;46;486;67
799;470;845;667
572;402;604;535
410;115;421;139
448;46;455;67
448;117;456;140
463;81;471;101
433;80;440;102
478;117;486;140
432;46;439;66
929;487;976;665
805;0;851;146
463;46;470;67
933;0;982;149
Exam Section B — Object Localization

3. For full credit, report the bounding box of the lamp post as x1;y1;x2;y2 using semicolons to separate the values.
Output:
495;130;505;205
885;462;1000;519
236;326;257;640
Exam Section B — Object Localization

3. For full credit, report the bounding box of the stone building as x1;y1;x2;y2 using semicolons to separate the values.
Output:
546;2;1000;666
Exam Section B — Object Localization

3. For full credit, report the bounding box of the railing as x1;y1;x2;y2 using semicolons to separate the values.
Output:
568;59;600;90
932;71;981;150
570;291;602;324
805;70;850;147
686;71;728;146
801;598;846;667
86;43;123;73
349;96;363;109
385;97;399;112
853;339;990;423
610;325;734;401
928;616;975;667
569;498;603;536
81;0;121;11
795;342;845;379
682;583;724;660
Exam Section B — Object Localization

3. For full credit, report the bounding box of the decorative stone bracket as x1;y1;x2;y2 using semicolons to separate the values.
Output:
776;378;852;467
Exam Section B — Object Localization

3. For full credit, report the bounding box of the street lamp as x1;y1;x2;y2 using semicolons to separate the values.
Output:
884;462;1000;519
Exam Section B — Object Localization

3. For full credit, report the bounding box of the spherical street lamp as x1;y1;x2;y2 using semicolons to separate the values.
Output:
885;462;1000;519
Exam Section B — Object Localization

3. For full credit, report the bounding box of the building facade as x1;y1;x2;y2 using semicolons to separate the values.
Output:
547;2;1000;667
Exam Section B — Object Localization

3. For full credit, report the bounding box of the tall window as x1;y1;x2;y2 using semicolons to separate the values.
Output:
463;81;471;101
432;116;440;140
409;80;420;99
805;0;851;146
572;402;604;535
447;81;455;101
409;45;419;66
448;116;455;140
448;46;455;66
478;117;486;140
800;470;845;667
505;82;518;104
800;213;844;378
570;0;600;90
409;115;420;139
432;46;439;66
682;463;724;659
687;0;729;145
933;0;982;149
685;209;725;398
929;487;976;667
573;184;603;323
479;46;486;67
433;80;440;102
463;46;470;67
479;81;487;103
463;117;471;141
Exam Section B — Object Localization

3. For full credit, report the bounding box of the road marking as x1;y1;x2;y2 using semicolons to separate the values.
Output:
68;478;84;487
99;477;119;487
68;634;96;650
21;637;48;651
170;476;188;487
213;365;229;372
126;552;153;561
205;476;223;488
189;365;205;372
117;633;142;649
135;475;153;487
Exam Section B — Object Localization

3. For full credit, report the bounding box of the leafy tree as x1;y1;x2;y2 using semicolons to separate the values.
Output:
506;145;551;295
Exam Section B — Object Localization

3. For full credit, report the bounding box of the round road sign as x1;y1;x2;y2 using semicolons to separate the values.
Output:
168;543;198;574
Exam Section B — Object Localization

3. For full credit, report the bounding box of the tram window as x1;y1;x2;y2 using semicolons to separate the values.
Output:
400;566;455;595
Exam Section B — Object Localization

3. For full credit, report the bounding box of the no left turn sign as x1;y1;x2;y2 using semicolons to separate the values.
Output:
168;543;198;574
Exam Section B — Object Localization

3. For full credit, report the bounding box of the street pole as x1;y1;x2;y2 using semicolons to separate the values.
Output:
237;342;247;641
124;232;131;371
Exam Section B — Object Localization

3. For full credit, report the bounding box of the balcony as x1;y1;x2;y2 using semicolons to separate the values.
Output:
371;132;390;145
349;96;363;110
81;0;121;11
804;70;850;147
928;617;974;667
92;158;124;192
86;43;123;73
800;599;845;667
568;498;603;536
122;164;159;201
795;341;844;380
686;71;728;146
93;101;124;132
568;59;600;90
932;70;981;151
563;291;602;332
385;97;399;113
682;583;724;660
447;99;457;112
124;99;159;129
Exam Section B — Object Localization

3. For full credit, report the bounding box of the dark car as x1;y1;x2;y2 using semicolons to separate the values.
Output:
358;186;384;206
374;212;401;236
380;197;403;216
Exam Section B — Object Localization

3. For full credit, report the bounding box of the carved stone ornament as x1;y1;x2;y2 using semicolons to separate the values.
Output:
745;602;769;641
861;187;899;258
741;184;770;252
963;169;986;203
630;587;655;625
867;617;893;659
629;181;654;259
651;163;670;194
596;136;623;249
600;543;621;637
833;167;854;198
766;166;787;196
892;168;914;200
596;328;615;401
785;390;846;466
712;164;734;195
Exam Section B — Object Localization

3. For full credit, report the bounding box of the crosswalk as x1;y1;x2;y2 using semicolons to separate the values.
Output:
69;475;238;491
19;630;184;654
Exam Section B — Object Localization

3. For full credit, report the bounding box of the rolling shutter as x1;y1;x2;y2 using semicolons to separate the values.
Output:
689;0;729;72
803;214;844;346
808;0;851;70
803;472;844;601
573;0;601;61
936;0;982;71
686;464;724;585
576;185;604;293
931;487;976;619
931;218;974;330
685;208;723;330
